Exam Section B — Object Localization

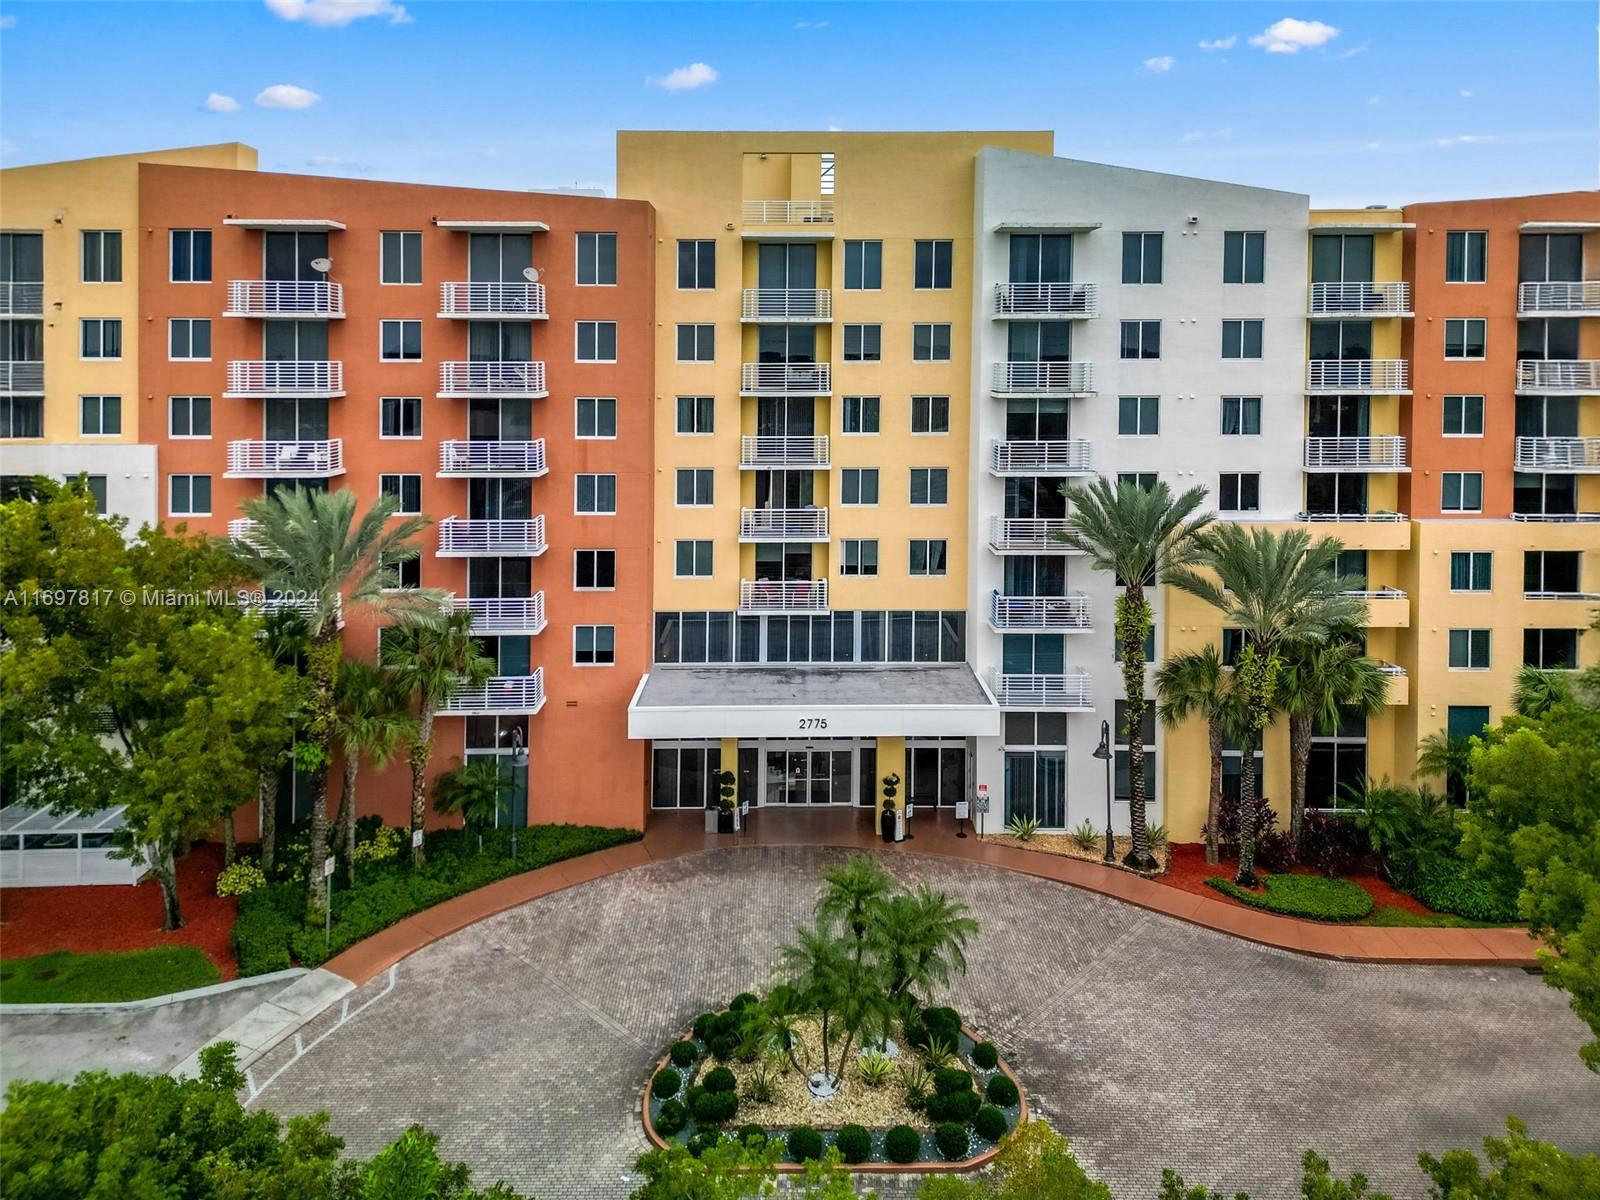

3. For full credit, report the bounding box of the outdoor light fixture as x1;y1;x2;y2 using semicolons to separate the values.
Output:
1092;719;1114;863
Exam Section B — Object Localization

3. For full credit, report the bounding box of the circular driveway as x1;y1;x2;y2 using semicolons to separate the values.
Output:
253;847;1598;1199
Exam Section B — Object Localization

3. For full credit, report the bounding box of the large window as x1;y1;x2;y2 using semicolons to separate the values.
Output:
674;540;712;578
842;396;879;434
381;231;422;284
675;468;713;507
1443;395;1484;436
169;318;211;360
380;396;422;438
80;318;121;359
379;473;422;514
1446;231;1487;283
654;609;965;665
1113;700;1158;804
170;230;212;282
1221;395;1261;436
1444;318;1486;360
843;240;882;290
1120;320;1160;360
1448;628;1491;670
1118;394;1159;436
1003;712;1068;829
380;319;422;361
676;396;714;434
575;396;616;439
1218;472;1260;513
677;239;715;289
576;473;617;514
1442;471;1483;513
1223;231;1265;284
1524;628;1579;669
1450;551;1492;592
913;240;953;289
81;231;122;283
80;395;121;436
909;467;948;505
576;548;618;589
1221;319;1263;359
169;395;211;438
840;468;878;506
1122;232;1162;284
912;323;951;362
676;324;714;362
578;321;619;362
651;742;721;809
576;233;617;285
169;474;212;516
911;395;949;434
574;624;616;666
1307;709;1366;811
840;539;878;577
908;539;947;577
843;324;881;362
0;397;44;439
1524;550;1580;596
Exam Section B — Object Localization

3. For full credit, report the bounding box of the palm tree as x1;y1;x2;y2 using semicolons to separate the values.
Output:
226;487;441;914
433;757;511;849
816;854;893;959
1155;645;1244;865
1417;729;1475;805
1167;525;1365;886
780;924;850;1087
252;607;312;875
1511;664;1574;719
867;883;979;1008
331;659;412;884
382;609;495;865
1057;476;1213;870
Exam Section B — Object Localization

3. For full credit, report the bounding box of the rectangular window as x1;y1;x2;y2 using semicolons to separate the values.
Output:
1442;471;1483;513
1118;394;1159;436
379;396;422;438
385;554;420;590
0;397;44;439
912;323;951;361
675;468;713;506
909;467;948;505
676;239;715;289
842;396;879;434
578;321;619;362
1118;472;1159;492
1443;395;1485;437
911;395;950;434
576;473;617;514
1220;395;1262;435
169;473;212;516
1524;628;1579;670
379;473;422;514
1448;628;1491;670
170;230;212;282
380;231;422;284
842;324;881;362
1219;472;1261;513
1449;551;1492;592
574;624;616;665
66;474;109;515
675;323;714;362
909;539;948;576
169;395;212;438
80;318;122;359
1223;231;1265;284
841;538;878;577
1221;319;1264;359
1122;232;1163;284
1444;318;1486;360
380;319;422;361
843;240;882;290
675;395;714;434
914;240;953;289
673;541;712;578
841;467;879;506
169;318;212;360
1525;550;1581;596
79;395;121;436
1446;231;1488;283
575;397;617;438
576;548;618;589
576;233;617;285
81;230;122;283
1114;700;1159;803
1120;320;1161;360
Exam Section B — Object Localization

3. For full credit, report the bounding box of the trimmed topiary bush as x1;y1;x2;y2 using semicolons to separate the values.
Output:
711;1011;740;1038
932;1066;973;1095
701;1066;736;1094
921;1005;962;1047
1412;855;1521;922
669;1040;697;1068
1206;873;1374;921
686;1131;721;1158
974;1104;1009;1142
985;1072;1020;1107
786;1124;823;1163
652;1068;681;1099
970;1041;999;1071
653;1098;687;1137
729;992;758;1012
690;1087;738;1126
901;1014;929;1049
737;1124;766;1146
835;1124;872;1164
691;1012;718;1041
709;1033;738;1062
935;1121;970;1162
884;1124;921;1164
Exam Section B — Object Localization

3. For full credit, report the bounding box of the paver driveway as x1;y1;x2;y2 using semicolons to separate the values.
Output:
253;847;1598;1199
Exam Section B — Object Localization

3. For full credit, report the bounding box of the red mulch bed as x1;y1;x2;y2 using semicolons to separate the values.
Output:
0;841;240;979
1161;842;1431;916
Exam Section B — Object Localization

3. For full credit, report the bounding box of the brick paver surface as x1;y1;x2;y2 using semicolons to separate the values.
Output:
255;847;1598;1200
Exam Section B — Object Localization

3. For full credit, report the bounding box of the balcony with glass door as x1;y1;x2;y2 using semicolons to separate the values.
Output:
451;591;547;636
739;435;829;469
437;514;548;557
1519;281;1600;317
1306;281;1411;318
993;282;1097;319
741;289;831;322
987;667;1093;711
439;667;546;716
738;578;829;614
986;516;1082;554
226;438;345;478
1302;436;1408;471
438;360;547;398
438;282;547;320
1305;359;1408;393
1515;436;1600;472
988;439;1093;476
225;360;344;398
225;280;344;319
987;592;1092;633
1517;360;1600;393
739;507;828;541
741;199;835;228
437;439;548;477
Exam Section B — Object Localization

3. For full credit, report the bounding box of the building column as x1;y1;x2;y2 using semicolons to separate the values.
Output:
721;737;740;806
875;736;905;820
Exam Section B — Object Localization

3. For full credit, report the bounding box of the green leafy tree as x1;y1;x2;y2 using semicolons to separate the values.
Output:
1510;663;1574;720
1056;477;1213;869
357;1125;524;1200
794;1149;879;1199
630;1132;781;1200
917;1120;1113;1199
1276;638;1390;844
332;658;413;884
1418;1116;1600;1196
1417;730;1475;806
1155;645;1244;865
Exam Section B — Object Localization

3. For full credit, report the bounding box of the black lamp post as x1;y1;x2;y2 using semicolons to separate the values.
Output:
1092;719;1114;863
507;727;529;860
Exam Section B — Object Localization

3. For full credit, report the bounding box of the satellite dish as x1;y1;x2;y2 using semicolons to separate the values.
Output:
522;266;541;283
310;257;333;274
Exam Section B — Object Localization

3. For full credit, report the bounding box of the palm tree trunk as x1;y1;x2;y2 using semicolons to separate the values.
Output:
1118;588;1156;871
335;751;359;886
223;810;236;867
1206;719;1223;866
259;767;279;874
1236;720;1261;887
1289;713;1312;847
410;705;434;866
305;639;340;917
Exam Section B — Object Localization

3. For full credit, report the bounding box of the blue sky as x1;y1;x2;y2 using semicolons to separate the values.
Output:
1;1;1595;205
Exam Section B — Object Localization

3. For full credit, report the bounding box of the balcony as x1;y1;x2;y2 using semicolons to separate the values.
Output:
1303;436;1408;472
224;280;344;319
437;439;548;477
740;289;832;322
988;669;1094;711
988;439;1093;476
739;435;829;469
438;669;546;716
739;507;828;541
1518;281;1600;317
438;361;548;399
1305;360;1409;394
1307;282;1412;318
741;200;834;226
438;282;548;320
1510;511;1600;523
987;516;1083;554
738;579;829;614
0;361;44;395
991;362;1094;397
0;282;43;316
993;282;1098;320
1515;436;1600;473
243;593;343;629
1292;512;1411;551
225;360;344;398
1376;661;1408;706
451;593;547;636
988;593;1093;633
740;363;830;396
225;438;345;478
228;518;261;547
437;515;548;557
1525;588;1600;602
1349;587;1409;628
1517;360;1600;394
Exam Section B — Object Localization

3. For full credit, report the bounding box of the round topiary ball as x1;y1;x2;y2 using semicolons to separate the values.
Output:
935;1121;970;1162
985;1073;1020;1108
730;992;758;1012
787;1124;824;1163
933;1066;973;1095
691;1088;738;1126
691;1013;718;1041
670;1040;697;1068
970;1041;999;1071
737;1124;766;1146
835;1123;872;1164
944;1089;981;1123
702;1066;737;1094
709;1033;738;1062
974;1104;1009;1142
686;1130;721;1158
654;1098;687;1137
884;1123;921;1164
652;1068;681;1099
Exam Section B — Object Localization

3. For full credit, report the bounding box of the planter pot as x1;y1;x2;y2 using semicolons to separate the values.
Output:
716;809;736;834
704;809;720;834
880;808;896;843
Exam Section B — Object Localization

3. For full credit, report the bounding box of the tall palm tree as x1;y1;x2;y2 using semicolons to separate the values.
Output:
227;487;441;913
1417;729;1475;805
331;658;413;885
816;854;893;959
1155;645;1244;865
1511;663;1574;719
381;609;495;865
1167;525;1365;885
867;883;979;1007
1057;476;1213;870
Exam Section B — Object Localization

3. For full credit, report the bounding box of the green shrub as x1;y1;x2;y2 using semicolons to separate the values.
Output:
709;1033;738;1062
835;1123;872;1164
701;1066;736;1095
932;1066;972;1095
686;1131;721;1158
1205;873;1375;922
921;1005;962;1046
729;992;758;1012
737;1124;766;1146
974;1105;1009;1142
1412;854;1521;922
711;1011;740;1039
901;1014;928;1049
669;1040;697;1068
930;1089;981;1124
691;1012;718;1040
654;1099;687;1137
690;1087;738;1126
231;902;293;975
935;1121;970;1162
970;1041;999;1071
884;1124;921;1164
215;860;267;898
652;1068;681;1099
985;1073;1020;1107
786;1124;823;1163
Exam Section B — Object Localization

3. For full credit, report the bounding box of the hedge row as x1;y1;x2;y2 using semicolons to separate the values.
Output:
1206;873;1375;922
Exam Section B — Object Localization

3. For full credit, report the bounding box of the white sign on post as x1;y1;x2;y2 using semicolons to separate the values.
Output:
411;828;424;849
322;855;336;878
955;800;970;821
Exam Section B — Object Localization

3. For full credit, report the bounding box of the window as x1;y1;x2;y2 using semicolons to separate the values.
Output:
676;395;714;434
576;548;618;589
0;396;42;438
81;231;121;283
380;231;422;284
576;473;617;514
80;318;121;359
1221;319;1263;359
1120;320;1160;360
675;468;713;507
677;239;715;289
170;230;212;282
673;541;711;578
1219;472;1260;513
909;467;948;505
379;473;422;514
63;474;109;515
1525;550;1581;596
1448;628;1490;670
912;323;951;361
651;742;722;808
1221;395;1261;436
675;324;713;362
380;396;422;438
1444;318;1486;360
843;324;881;362
1524;628;1579;670
1118;472;1158;492
574;321;617;363
169;395;211;438
1443;395;1485;437
1113;700;1158;803
841;539;878;577
169;473;211;516
913;240;953;289
168;318;211;360
1442;471;1483;513
575;397;617;438
1450;551;1492;592
385;554;420;590
80;395;120;436
1122;232;1163;284
377;319;421;362
574;624;616;665
911;395;949;434
1111;617;1157;663
576;233;617;285
1223;231;1265;284
1118;395;1159;436
1446;231;1487;283
842;396;879;434
843;240;882;290
909;539;948;576
1308;708;1369;811
840;468;879;506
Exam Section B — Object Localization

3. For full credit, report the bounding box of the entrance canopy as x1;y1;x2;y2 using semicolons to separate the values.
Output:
627;665;1000;740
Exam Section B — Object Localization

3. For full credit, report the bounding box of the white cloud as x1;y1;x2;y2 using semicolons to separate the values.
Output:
0;14;17;29
1460;88;1473;98
1435;134;1496;146
255;83;322;109
1198;35;1236;50
1335;40;1369;59
826;124;843;132
648;62;718;91
263;0;410;26
1249;18;1339;54
203;92;240;113
794;20;830;29
1143;55;1175;73
1179;126;1233;143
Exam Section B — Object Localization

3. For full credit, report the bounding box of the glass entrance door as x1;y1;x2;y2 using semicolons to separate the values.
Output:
759;741;857;805
908;741;966;807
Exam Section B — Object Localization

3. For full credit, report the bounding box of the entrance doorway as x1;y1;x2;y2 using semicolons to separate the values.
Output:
907;739;967;808
763;741;855;805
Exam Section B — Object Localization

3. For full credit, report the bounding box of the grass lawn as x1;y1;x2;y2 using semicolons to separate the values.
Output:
1361;905;1520;930
0;946;220;1004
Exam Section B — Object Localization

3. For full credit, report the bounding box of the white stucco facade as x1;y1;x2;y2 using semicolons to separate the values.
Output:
0;442;160;530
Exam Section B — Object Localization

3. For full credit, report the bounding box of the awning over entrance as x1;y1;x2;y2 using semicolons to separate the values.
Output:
627;665;1001;740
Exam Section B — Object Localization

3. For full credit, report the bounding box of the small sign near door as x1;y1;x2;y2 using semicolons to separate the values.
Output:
954;800;969;821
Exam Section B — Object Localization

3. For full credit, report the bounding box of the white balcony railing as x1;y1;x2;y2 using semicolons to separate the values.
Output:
987;516;1082;553
437;515;548;557
226;438;344;477
739;435;829;468
243;593;343;629
740;362;831;395
1306;360;1410;393
438;361;548;397
224;280;344;318
451;592;547;635
991;361;1094;395
993;282;1098;319
1307;281;1412;316
1297;510;1407;522
740;288;832;321
225;360;344;397
1517;360;1600;393
0;282;43;315
1347;587;1408;600
988;669;1094;710
228;518;261;547
1511;511;1600;523
438;281;548;319
1518;281;1600;316
742;200;835;225
739;507;828;541
437;439;548;476
1303;435;1408;471
989;592;1093;632
738;579;829;613
0;361;44;395
988;439;1094;475
439;669;545;715
1525;590;1600;601
1515;436;1600;472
